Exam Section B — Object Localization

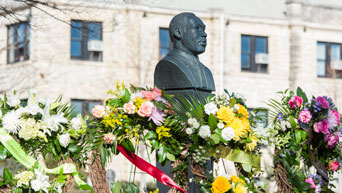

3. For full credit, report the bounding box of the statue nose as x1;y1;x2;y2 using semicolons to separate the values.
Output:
202;31;207;37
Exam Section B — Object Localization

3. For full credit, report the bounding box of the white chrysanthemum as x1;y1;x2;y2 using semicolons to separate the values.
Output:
7;94;20;107
221;127;235;141
217;122;225;129
199;125;211;138
59;133;70;148
31;169;50;193
43;113;68;132
204;102;218;115
71;117;82;130
15;171;34;187
185;127;193;135
3;111;22;134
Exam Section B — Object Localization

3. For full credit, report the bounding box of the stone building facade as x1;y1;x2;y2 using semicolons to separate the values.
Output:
1;0;342;191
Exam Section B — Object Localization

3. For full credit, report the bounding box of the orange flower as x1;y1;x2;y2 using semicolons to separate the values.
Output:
236;104;248;118
211;176;231;193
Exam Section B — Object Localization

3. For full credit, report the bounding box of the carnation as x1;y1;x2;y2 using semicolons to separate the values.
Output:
199;125;211;138
185;127;193;135
298;110;312;124
316;96;330;109
71;117;83;130
192;122;200;129
3;110;22;134
328;109;340;129
59;133;70;148
123;101;136;114
313;120;329;134
221;127;235;141
138;101;154;117
325;133;339;148
204;102;218;115
92;105;105;118
104;133;115;144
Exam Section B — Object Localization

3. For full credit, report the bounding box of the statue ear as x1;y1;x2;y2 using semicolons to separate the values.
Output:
174;28;182;40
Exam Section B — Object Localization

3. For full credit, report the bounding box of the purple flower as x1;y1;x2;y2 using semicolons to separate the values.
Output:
328;109;340;129
148;107;165;126
316;96;330;109
277;113;284;123
325;133;339;148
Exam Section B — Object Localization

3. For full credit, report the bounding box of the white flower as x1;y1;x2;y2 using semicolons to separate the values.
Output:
185;128;193;135
217;122;224;129
188;118;196;125
123;101;136;114
130;92;144;101
280;120;290;131
43;113;68;132
234;104;240;111
192;122;200;129
204;102;218;115
31;169;50;193
71;116;82;130
199;125;211;138
24;104;43;115
221;127;235;141
59;133;70;148
3;110;22;134
6;94;20;107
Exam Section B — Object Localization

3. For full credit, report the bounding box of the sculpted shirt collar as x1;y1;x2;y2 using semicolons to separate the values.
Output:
172;48;200;66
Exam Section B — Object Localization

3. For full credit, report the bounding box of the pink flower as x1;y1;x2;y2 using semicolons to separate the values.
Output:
305;177;316;188
148;107;165;126
326;160;339;172
288;96;303;109
123;102;136;114
141;91;159;101
152;87;162;95
325;133;339;148
138;101;154;117
313;120;329;134
92;105;105;118
316;96;329;109
328;109;340;129
104;133;115;144
299;110;312;124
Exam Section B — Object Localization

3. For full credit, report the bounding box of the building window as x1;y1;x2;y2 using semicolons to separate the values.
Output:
159;28;172;59
7;22;30;64
71;20;103;62
317;42;342;78
71;99;102;116
241;35;268;73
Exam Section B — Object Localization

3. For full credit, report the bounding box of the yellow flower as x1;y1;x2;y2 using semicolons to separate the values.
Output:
236;104;248;118
217;106;235;124
230;175;245;185
133;97;145;111
233;183;248;193
149;188;159;193
102;113;123;128
244;132;258;151
211;176;231;193
15;171;34;187
156;126;172;140
227;117;250;141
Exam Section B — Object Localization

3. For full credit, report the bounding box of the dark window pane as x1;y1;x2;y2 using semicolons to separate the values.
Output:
8;26;14;44
241;35;250;53
331;44;341;60
255;37;267;53
71;21;82;40
241;54;250;68
88;23;101;40
71;41;81;57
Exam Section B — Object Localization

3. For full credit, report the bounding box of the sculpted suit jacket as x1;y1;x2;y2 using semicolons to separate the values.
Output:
154;49;215;92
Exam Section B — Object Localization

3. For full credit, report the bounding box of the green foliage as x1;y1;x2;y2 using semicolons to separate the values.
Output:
111;182;122;193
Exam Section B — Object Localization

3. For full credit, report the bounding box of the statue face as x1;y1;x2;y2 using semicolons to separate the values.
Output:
181;15;207;55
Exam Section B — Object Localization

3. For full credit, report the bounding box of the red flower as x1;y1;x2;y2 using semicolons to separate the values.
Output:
327;160;339;172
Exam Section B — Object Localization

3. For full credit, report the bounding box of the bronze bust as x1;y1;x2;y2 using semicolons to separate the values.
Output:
154;12;215;94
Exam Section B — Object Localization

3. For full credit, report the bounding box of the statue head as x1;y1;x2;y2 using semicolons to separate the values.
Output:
169;12;207;56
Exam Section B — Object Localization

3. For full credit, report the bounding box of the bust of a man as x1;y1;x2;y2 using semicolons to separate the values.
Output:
154;12;215;93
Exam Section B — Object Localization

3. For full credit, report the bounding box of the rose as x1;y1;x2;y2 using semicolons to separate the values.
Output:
298;110;312;124
59;133;70;148
216;107;235;124
313;119;329;134
211;176;231;193
104;133;115;144
151;87;162;95
305;177;316;188
204;102;218;115
123;101;136;114
92;105;105;118
138;101;154;117
316;96;330;109
185;127;193;135
221;127;235;141
141;90;160;101
288;96;303;109
325;133;339;148
199;125;211;138
294;96;303;107
71;117;82;130
327;160;339;172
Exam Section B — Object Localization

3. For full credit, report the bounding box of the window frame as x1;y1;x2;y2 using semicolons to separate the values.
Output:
7;21;30;64
70;20;103;62
317;41;342;78
241;34;268;73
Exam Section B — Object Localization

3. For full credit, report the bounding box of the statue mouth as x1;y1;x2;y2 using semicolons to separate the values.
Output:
199;41;207;47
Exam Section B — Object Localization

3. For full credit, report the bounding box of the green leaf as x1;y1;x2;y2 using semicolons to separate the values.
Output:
208;114;218;129
54;138;61;153
0;145;8;160
121;88;131;103
144;131;157;141
242;163;252;172
111;182;122;193
296;87;308;103
157;147;167;163
120;139;135;153
151;140;160;151
166;153;176;161
68;144;81;153
289;116;297;129
125;183;139;193
209;134;220;145
100;145;107;167
3;168;12;182
108;99;122;107
295;130;302;144
200;187;211;193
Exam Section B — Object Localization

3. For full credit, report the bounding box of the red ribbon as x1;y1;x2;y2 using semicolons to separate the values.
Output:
117;144;187;193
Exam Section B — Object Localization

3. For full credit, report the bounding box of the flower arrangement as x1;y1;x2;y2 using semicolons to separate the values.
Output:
267;88;342;192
